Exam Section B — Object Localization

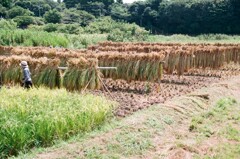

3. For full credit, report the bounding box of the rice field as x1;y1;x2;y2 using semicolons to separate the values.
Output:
0;87;114;158
0;42;240;157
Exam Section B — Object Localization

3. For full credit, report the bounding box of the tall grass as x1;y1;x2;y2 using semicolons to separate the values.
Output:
146;34;240;44
0;87;114;158
0;29;69;47
66;34;107;49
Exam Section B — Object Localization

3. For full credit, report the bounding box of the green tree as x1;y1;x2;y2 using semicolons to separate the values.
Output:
0;4;7;17
0;19;17;29
15;0;51;17
13;16;36;28
63;0;81;8
7;6;34;19
80;2;106;17
43;9;62;23
0;0;13;8
63;0;114;9
116;0;123;4
110;2;130;21
62;8;95;26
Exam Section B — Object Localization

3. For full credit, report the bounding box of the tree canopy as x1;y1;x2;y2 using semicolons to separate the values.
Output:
0;0;239;34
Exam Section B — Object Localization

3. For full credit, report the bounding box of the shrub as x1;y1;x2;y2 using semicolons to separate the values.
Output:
43;9;62;24
62;8;95;26
107;23;149;42
43;23;58;32
13;16;36;28
0;19;17;30
0;4;7;17
7;6;33;19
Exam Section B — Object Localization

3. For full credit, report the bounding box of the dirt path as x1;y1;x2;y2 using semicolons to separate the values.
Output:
16;75;240;159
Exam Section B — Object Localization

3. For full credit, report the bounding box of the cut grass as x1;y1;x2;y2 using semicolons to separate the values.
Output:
190;98;240;159
0;86;114;158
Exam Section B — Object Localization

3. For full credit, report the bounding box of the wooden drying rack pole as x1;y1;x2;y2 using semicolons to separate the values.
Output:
58;66;117;70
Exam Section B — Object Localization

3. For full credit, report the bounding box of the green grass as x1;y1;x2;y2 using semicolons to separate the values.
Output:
0;86;114;158
190;98;240;159
1;28;240;50
67;34;107;49
0;29;69;47
147;34;240;44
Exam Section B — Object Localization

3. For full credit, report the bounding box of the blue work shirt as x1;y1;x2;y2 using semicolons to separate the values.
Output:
22;66;32;82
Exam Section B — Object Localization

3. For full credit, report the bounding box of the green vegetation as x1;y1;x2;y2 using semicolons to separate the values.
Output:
189;98;240;159
1;0;240;35
1;0;239;48
146;34;240;44
0;29;69;47
0;87;114;158
0;17;148;48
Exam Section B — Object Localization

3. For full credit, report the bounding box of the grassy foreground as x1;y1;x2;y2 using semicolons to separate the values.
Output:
0;87;114;158
191;98;240;159
12;75;240;159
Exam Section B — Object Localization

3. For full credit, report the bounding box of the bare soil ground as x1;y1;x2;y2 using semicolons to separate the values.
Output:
91;65;240;117
18;72;240;159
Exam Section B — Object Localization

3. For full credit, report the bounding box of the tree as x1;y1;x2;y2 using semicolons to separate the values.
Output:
62;8;95;26
128;1;146;26
0;0;13;8
63;0;114;9
7;6;34;19
110;2;130;21
116;0;123;4
43;9;62;23
13;16;36;28
80;2;106;17
0;4;7;17
0;19;17;29
63;0;80;8
15;0;51;17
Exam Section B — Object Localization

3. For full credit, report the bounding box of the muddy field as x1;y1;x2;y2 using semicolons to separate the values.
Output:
91;66;240;117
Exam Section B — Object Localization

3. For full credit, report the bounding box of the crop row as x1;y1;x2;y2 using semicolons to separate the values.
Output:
0;55;100;91
1;44;240;83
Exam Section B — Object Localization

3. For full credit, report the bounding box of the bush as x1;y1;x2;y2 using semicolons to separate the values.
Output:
0;87;113;158
43;9;62;24
7;6;33;19
67;34;107;49
107;22;149;42
34;17;45;25
43;23;58;32
58;23;84;34
0;19;17;30
0;4;7;17
85;17;115;34
13;16;36;28
42;23;84;34
62;8;95;26
85;17;149;42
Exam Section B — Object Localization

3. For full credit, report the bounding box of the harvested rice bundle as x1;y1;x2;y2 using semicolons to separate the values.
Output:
97;52;164;82
0;55;31;85
63;57;101;91
0;55;61;88
0;45;13;55
31;58;61;89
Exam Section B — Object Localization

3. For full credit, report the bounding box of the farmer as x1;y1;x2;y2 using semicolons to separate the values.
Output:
20;61;32;89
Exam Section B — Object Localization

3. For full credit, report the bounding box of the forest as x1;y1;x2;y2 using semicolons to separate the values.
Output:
0;0;240;35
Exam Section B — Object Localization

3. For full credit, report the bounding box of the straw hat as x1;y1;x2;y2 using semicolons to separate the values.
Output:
20;61;28;66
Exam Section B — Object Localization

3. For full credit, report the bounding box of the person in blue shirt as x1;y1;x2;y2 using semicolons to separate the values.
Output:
20;61;32;89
